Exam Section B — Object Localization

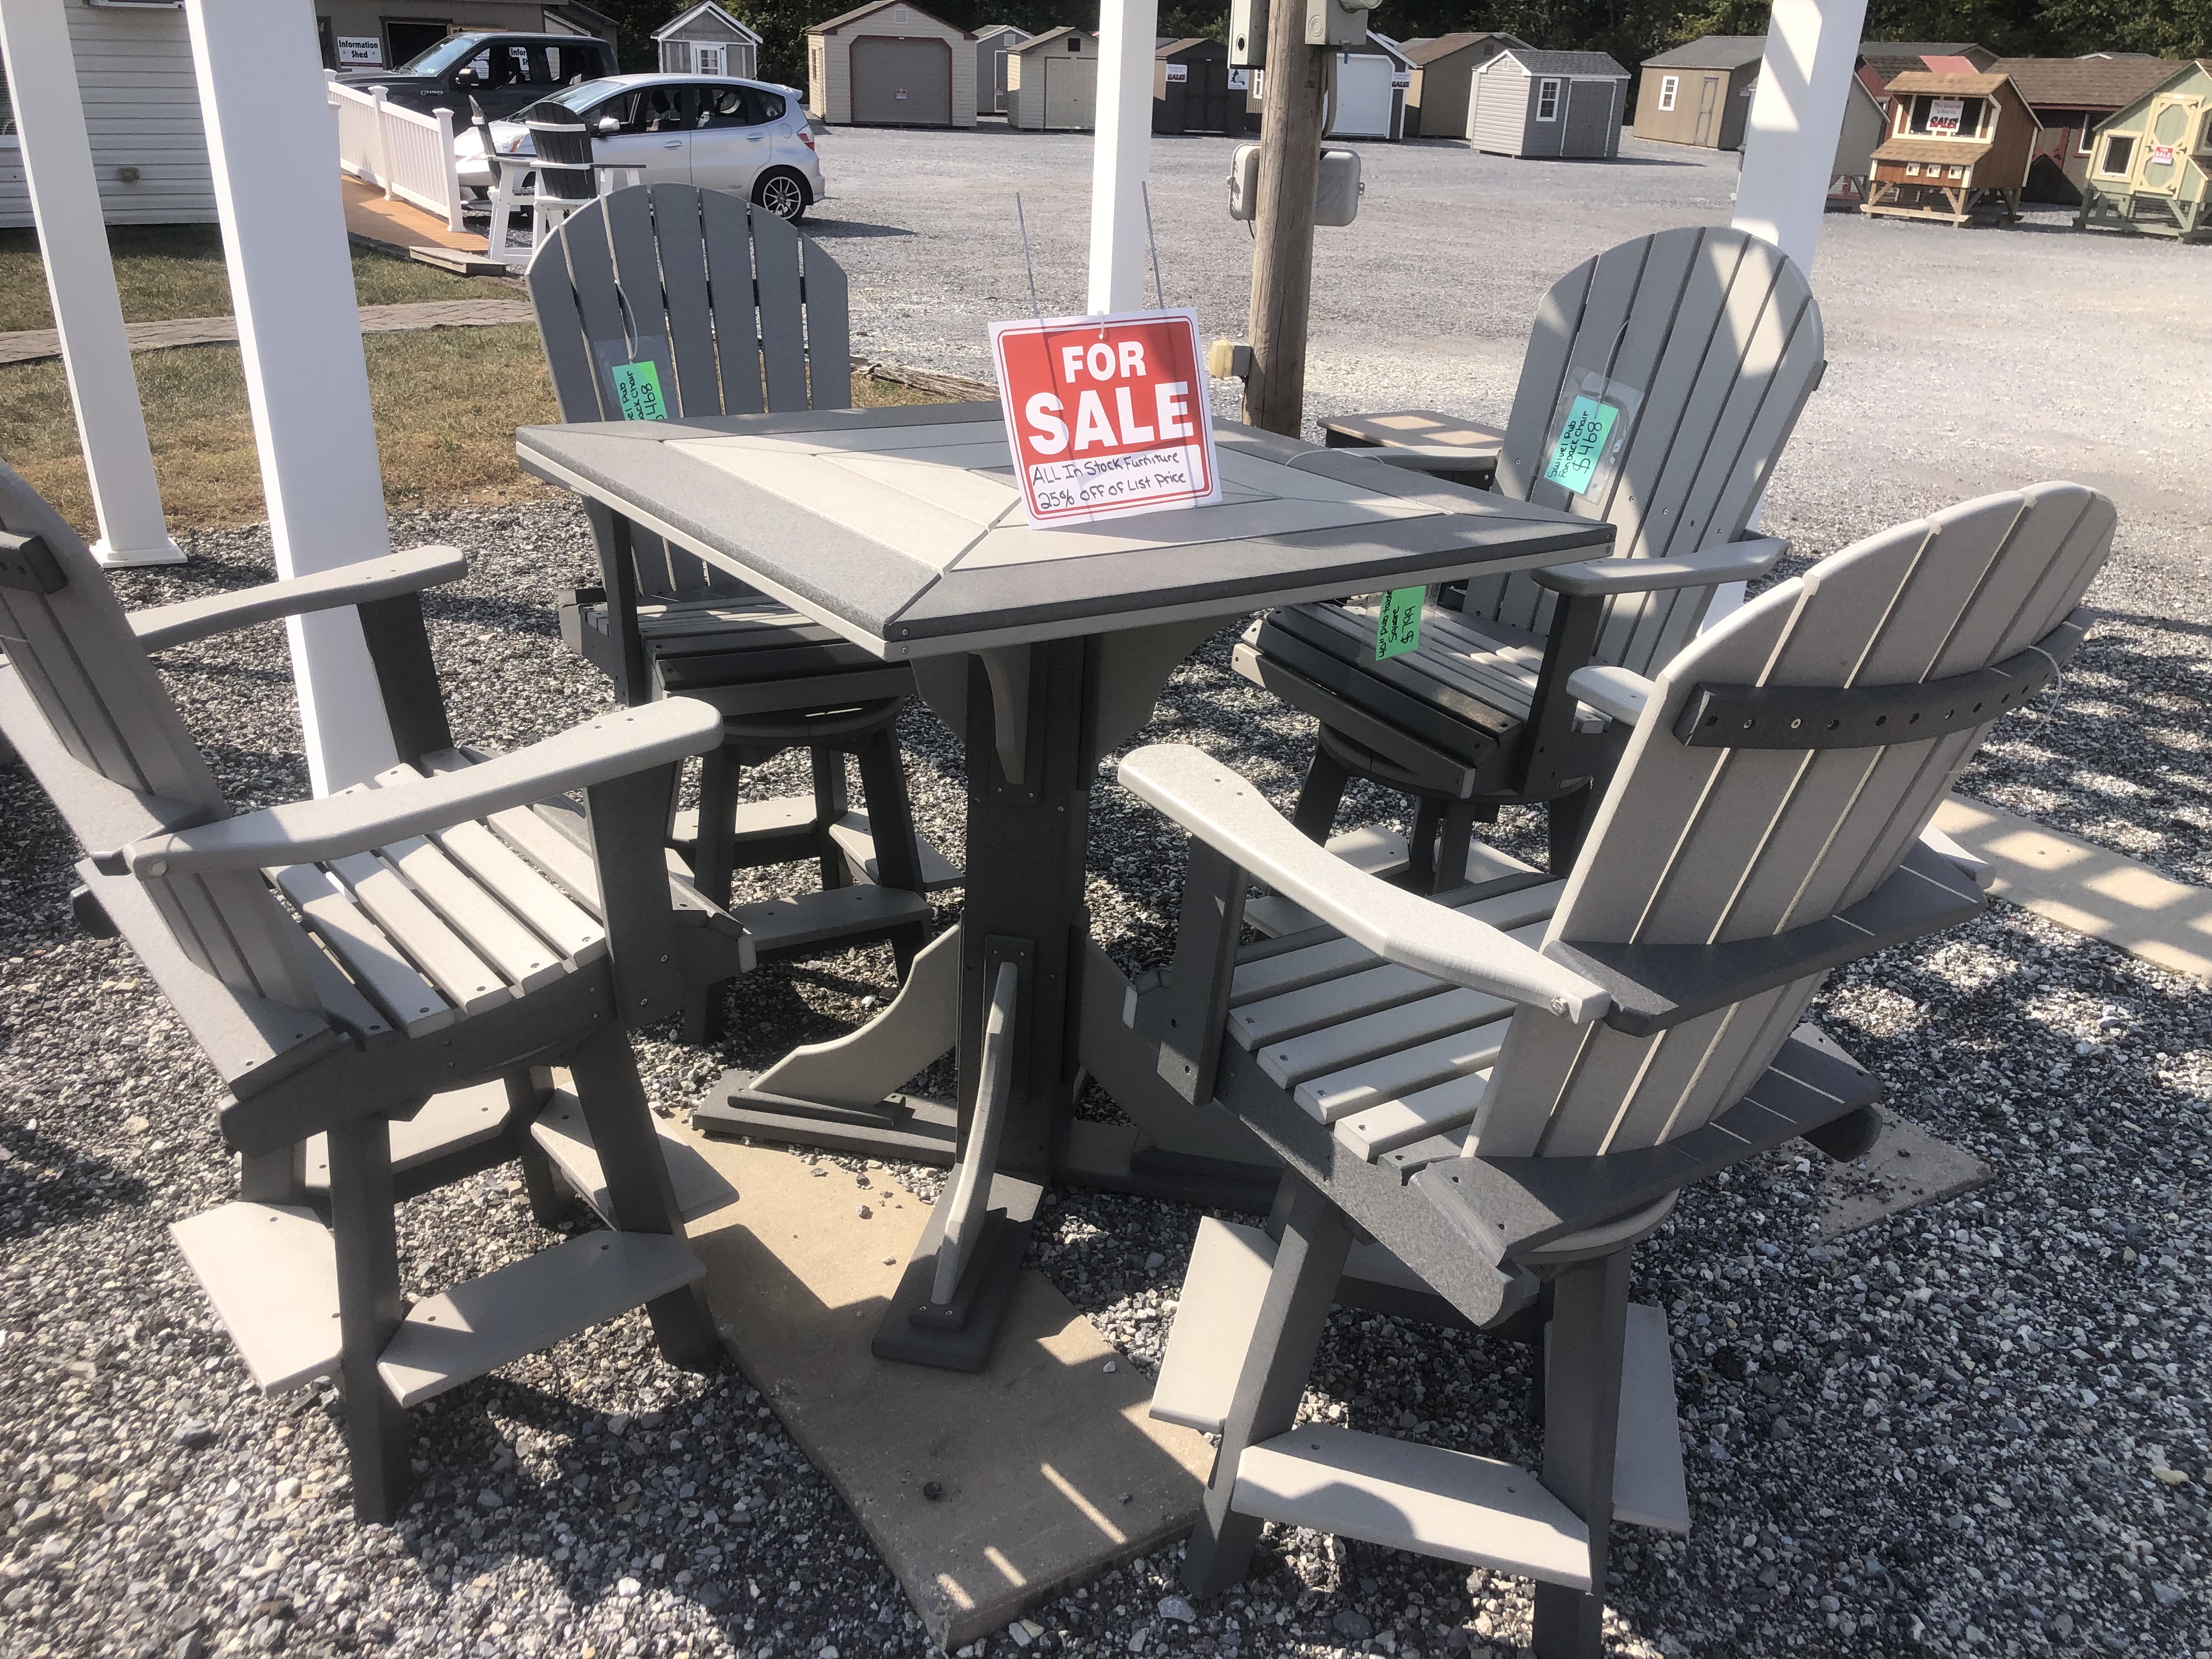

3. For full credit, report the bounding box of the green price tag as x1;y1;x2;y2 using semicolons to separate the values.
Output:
1541;393;1618;495
610;359;668;421
1376;586;1424;661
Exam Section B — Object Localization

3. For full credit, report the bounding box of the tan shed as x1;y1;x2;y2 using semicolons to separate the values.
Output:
1006;30;1098;132
1400;32;1527;139
808;0;976;129
1864;70;2038;225
1635;36;1764;149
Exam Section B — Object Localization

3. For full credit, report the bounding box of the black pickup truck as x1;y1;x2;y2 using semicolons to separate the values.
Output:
334;32;616;122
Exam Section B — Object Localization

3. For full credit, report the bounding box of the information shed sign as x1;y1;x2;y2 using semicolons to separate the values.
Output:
990;309;1221;528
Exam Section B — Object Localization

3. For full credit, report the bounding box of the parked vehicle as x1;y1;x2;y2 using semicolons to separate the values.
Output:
456;74;826;221
335;32;615;122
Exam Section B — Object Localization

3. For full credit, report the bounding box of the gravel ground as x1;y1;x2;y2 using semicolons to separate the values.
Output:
5;131;2212;1659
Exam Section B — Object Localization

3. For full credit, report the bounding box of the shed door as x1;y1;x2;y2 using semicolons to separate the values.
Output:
1329;52;1393;138
1692;74;1720;144
1563;79;1612;155
851;36;952;126
995;48;1012;109
1045;55;1098;129
1188;57;1234;133
2135;95;2198;196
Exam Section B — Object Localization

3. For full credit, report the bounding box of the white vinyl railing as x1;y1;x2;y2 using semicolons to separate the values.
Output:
326;76;464;232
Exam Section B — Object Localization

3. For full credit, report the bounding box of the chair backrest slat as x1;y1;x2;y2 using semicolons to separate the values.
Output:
802;235;852;411
0;464;328;1012
650;184;722;414
698;189;768;416
1466;482;2113;1162
1454;227;1824;680
752;213;809;410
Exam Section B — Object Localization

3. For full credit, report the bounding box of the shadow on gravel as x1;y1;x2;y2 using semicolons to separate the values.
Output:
803;219;917;240
0;1120;150;1245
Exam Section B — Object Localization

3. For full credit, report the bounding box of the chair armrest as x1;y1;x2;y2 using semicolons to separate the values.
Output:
129;546;469;651
1564;664;1652;727
1355;444;1501;475
1543;840;1983;1038
1118;743;1609;1022
1530;535;1788;598
114;698;724;877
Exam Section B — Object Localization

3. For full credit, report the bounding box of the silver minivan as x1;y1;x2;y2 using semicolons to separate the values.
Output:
456;74;826;221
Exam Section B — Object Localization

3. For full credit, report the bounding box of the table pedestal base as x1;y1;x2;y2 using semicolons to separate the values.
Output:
871;1174;1040;1372
697;1080;961;1165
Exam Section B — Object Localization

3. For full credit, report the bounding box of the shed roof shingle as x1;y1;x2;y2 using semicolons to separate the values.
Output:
1642;36;1767;71
1493;47;1629;78
1401;31;1524;67
1884;70;2013;96
1989;56;2190;111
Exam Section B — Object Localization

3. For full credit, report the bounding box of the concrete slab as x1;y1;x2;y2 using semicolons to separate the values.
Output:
1936;794;2212;982
1816;1107;1994;1238
675;1128;1212;1650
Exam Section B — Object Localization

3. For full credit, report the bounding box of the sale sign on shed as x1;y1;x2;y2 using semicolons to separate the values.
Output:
990;309;1221;527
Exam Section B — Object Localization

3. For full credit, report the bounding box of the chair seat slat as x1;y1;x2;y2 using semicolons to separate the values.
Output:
377;834;572;991
1297;1020;1510;1123
1232;882;1562;1007
273;864;455;1037
1258;984;1519;1088
326;853;514;1014
1334;1069;1493;1162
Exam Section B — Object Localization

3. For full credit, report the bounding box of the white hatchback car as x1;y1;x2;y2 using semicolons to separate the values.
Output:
457;74;825;221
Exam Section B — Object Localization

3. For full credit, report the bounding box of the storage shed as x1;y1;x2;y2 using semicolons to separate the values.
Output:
653;3;761;81
1993;54;2186;203
1635;36;1764;149
1469;48;1627;159
1006;30;1097;132
1857;41;1996;88
1863;69;2036;225
2076;59;2212;242
1154;37;1249;135
807;0;975;129
974;24;1031;116
1246;35;1409;142
1826;66;1890;201
1400;32;1526;138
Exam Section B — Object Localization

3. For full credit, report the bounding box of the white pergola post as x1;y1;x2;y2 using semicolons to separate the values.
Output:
0;0;184;567
183;0;398;794
1086;0;1161;314
1708;0;1867;624
1733;0;1870;271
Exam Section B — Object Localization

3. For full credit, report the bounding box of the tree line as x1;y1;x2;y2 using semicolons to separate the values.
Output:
594;0;2211;104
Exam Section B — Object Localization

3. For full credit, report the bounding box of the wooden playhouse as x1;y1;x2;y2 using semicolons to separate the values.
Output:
1863;69;2036;225
2076;59;2212;242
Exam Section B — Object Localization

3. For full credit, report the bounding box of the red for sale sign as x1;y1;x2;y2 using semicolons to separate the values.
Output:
989;308;1221;527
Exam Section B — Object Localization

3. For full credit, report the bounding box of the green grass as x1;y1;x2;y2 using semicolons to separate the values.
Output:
0;223;518;335
0;325;955;536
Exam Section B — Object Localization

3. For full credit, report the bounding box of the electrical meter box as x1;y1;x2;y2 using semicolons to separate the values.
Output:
1227;144;1362;227
1229;0;1267;66
1307;0;1381;47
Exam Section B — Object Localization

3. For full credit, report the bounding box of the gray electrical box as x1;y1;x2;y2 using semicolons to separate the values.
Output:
1227;144;1363;227
1229;0;1267;66
1306;0;1381;47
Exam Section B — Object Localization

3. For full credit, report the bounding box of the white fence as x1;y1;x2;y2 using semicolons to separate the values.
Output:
327;76;464;232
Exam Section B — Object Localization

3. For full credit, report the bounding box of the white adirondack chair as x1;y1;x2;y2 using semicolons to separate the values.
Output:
1121;482;2113;1657
1240;226;1825;889
0;461;759;1522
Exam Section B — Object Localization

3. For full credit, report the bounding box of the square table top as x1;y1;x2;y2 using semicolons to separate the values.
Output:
517;401;1614;659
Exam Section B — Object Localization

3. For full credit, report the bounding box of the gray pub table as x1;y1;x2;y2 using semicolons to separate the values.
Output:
517;400;1613;1370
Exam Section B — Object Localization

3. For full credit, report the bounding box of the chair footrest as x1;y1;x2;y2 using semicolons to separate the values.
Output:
828;811;964;892
170;1203;343;1396
529;1086;740;1226
1150;1218;1276;1433
1234;1425;1592;1590
736;883;932;955
377;1231;706;1408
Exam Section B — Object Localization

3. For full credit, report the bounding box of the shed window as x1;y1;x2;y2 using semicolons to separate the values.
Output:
1908;94;1986;137
1536;78;1560;121
2098;134;2134;176
1066;35;1081;50
1657;74;1677;111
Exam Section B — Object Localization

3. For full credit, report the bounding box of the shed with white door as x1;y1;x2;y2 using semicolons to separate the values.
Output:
1246;34;1409;142
1006;30;1098;132
653;3;762;82
1469;47;1627;159
807;0;975;128
974;23;1031;115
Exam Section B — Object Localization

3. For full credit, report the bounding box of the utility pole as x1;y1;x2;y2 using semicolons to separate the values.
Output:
1243;13;1328;436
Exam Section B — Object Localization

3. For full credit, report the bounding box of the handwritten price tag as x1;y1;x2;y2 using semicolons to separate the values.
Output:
1541;393;1618;496
1376;586;1424;661
610;360;668;422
